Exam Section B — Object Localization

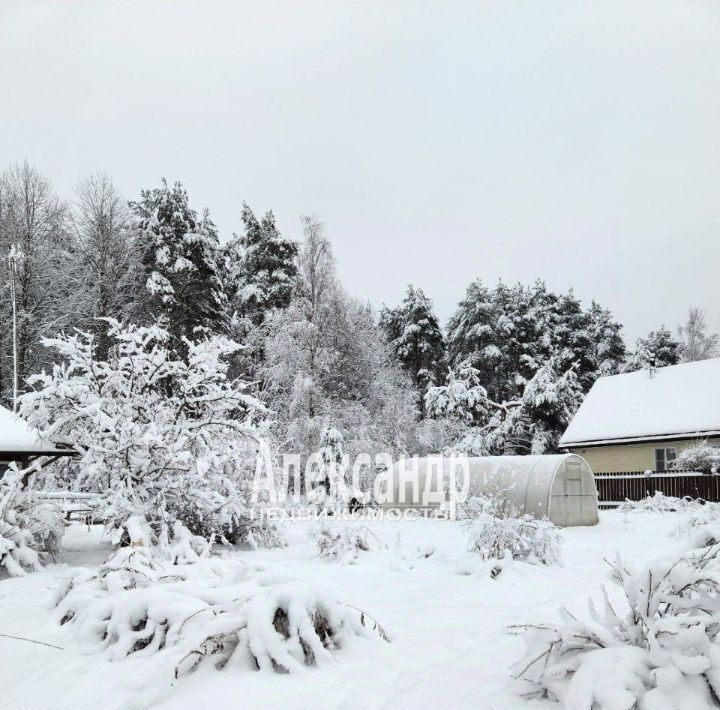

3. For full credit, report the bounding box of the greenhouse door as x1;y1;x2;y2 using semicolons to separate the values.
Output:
549;457;599;527
561;461;585;525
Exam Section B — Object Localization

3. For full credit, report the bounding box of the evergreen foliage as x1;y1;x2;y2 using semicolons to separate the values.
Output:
130;180;227;341
379;285;446;416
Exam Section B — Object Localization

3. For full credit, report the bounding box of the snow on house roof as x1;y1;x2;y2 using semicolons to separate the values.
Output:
560;358;720;447
0;404;70;456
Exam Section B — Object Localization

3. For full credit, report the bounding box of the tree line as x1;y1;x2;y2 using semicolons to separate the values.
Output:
1;160;717;460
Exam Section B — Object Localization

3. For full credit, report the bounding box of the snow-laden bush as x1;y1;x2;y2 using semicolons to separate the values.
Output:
618;491;693;514
0;467;65;576
674;502;720;538
19;321;281;549
468;513;561;566
54;545;388;678
309;523;380;563
459;494;561;566
512;542;720;708
672;443;720;474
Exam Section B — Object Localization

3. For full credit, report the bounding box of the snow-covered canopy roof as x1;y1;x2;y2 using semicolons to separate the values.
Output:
560;359;720;447
0;405;71;457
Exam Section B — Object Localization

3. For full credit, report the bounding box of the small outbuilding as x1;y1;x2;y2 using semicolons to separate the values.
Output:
382;454;598;527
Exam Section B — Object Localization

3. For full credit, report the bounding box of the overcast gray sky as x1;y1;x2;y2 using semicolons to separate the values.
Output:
2;0;719;342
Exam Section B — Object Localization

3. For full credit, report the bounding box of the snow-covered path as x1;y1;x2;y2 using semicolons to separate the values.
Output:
0;511;682;709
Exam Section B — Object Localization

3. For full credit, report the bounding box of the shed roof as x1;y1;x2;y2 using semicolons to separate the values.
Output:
0;405;72;457
560;359;720;447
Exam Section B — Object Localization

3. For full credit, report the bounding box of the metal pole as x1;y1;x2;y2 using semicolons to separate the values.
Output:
7;246;20;413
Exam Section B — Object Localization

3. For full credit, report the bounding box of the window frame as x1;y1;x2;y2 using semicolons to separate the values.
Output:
654;447;677;472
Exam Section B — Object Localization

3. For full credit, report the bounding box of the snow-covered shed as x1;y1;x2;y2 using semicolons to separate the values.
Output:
560;359;720;473
0;404;75;479
382;454;598;527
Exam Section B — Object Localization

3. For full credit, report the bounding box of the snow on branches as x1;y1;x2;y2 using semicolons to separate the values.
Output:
0;465;65;576
512;537;720;708
19;320;275;546
427;358;582;455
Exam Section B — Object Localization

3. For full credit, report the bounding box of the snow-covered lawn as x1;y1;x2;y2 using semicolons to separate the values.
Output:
0;511;680;710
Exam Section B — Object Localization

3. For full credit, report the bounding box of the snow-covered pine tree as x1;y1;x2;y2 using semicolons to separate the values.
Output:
308;426;347;508
223;203;298;327
427;357;581;455
446;279;624;404
623;325;680;372
379;285;446;416
130;180;227;342
19;320;268;545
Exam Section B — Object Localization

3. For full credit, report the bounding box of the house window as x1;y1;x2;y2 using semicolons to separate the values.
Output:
654;447;676;472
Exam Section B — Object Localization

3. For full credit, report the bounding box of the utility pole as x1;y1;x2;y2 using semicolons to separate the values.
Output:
7;245;23;413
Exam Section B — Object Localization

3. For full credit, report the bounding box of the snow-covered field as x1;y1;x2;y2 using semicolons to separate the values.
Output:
0;510;681;710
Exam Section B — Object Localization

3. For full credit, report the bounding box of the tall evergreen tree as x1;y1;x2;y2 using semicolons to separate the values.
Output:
446;279;624;403
380;285;446;416
623;325;680;372
224;203;298;327
130;180;227;341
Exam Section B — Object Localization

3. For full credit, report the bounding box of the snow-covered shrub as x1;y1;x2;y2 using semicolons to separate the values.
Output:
0;516;41;577
512;546;720;708
54;550;388;678
19;321;281;549
176;581;388;675
672;443;720;474
0;467;64;576
618;491;692;514
674;502;720;537
309;523;379;563
468;513;561;566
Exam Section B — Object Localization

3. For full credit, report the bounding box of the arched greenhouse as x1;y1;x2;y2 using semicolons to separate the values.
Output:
382;453;599;527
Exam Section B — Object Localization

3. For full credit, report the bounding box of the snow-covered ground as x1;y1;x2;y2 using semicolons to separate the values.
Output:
0;511;682;710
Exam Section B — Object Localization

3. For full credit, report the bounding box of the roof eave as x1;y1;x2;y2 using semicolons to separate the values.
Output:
561;430;720;449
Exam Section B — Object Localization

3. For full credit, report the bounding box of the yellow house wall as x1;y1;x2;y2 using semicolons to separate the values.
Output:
570;437;720;473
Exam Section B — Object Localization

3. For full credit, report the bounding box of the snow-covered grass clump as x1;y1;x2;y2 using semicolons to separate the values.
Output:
674;502;720;538
54;540;388;680
512;536;720;708
309;522;382;563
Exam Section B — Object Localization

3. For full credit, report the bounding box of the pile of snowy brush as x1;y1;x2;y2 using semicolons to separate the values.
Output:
513;524;720;708
54;517;388;679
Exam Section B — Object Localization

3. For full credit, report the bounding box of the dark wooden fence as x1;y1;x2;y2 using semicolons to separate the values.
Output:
595;470;720;506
